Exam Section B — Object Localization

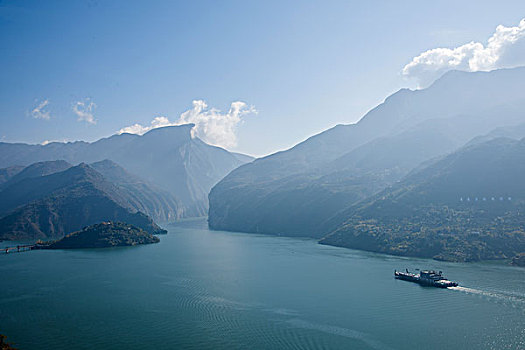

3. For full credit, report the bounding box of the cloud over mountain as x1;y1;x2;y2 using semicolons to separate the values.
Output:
119;100;256;149
403;18;525;87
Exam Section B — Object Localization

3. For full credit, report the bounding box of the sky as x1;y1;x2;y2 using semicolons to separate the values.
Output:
1;1;525;157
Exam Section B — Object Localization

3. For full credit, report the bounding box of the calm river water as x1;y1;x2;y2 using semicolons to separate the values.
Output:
1;219;524;349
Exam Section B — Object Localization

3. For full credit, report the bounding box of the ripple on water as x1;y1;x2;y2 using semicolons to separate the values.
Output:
448;286;525;310
2;224;525;350
285;318;392;350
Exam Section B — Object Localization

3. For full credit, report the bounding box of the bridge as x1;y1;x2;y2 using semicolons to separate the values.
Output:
2;244;35;254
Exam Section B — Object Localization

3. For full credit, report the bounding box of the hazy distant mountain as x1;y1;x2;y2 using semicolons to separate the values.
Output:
0;165;24;186
465;122;525;147
0;159;183;223
0;160;72;190
0;163;166;240
209;67;525;237
320;137;525;262
90;159;183;222
0;124;252;217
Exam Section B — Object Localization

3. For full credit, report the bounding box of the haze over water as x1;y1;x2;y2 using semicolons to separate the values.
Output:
1;219;524;350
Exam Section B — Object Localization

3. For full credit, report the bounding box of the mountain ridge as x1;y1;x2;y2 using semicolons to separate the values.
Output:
209;67;525;242
0;163;166;240
0;124;252;218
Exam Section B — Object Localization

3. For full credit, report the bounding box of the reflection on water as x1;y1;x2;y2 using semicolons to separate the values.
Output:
1;218;524;350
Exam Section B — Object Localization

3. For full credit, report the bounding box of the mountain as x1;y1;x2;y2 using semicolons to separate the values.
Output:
465;122;525;147
231;152;255;164
209;67;525;237
0;124;252;217
0;163;166;240
0;159;182;223
90;159;183;222
0;165;24;186
0;160;72;190
320;137;525;262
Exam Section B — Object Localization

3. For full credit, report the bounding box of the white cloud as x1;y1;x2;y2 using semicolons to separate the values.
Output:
73;98;97;124
119;100;256;149
31;99;51;120
41;139;69;146
119;116;174;135
403;18;525;87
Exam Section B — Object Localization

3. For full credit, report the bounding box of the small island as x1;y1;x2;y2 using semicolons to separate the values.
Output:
40;222;160;249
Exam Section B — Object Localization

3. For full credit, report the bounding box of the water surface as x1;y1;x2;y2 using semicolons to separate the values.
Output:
1;219;524;349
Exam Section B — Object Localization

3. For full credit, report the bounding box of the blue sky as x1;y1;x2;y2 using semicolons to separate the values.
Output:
1;1;524;156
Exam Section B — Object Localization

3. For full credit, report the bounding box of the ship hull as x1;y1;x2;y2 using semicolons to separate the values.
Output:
395;271;458;288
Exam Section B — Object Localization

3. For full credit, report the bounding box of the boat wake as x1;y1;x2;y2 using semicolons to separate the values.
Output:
448;286;525;307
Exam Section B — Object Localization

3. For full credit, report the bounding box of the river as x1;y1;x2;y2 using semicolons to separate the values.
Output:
1;219;524;349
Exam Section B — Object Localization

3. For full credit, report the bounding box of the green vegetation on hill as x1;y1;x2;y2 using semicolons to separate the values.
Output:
321;138;525;262
321;205;524;262
45;222;161;249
